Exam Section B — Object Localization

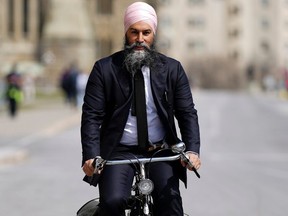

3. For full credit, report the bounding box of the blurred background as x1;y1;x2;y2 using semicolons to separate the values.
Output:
1;0;288;96
0;0;288;215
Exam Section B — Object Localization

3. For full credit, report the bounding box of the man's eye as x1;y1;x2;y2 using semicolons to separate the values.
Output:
143;31;151;36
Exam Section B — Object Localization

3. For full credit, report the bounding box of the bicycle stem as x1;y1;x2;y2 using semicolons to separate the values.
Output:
139;162;146;179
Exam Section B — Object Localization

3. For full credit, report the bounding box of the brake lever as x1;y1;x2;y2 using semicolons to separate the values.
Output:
181;153;200;179
92;157;106;174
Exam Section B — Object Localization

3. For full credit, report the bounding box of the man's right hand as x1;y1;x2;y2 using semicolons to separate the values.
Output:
82;159;94;176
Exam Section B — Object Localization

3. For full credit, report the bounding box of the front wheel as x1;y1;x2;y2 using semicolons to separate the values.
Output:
77;198;100;216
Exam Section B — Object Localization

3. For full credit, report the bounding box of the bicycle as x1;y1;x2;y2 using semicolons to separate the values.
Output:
77;142;200;216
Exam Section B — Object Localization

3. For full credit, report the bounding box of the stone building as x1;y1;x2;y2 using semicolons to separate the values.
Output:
1;0;288;90
156;0;288;89
0;0;154;87
0;0;48;73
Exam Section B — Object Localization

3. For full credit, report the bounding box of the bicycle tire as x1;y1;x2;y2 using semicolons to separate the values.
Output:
77;198;100;216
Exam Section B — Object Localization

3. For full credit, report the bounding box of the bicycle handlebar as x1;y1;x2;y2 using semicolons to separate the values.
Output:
93;142;200;178
100;154;200;178
104;154;182;166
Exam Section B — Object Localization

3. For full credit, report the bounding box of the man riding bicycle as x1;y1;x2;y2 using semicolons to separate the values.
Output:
81;2;201;215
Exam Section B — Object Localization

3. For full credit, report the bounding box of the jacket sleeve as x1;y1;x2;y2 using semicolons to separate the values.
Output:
173;62;200;155
81;61;106;165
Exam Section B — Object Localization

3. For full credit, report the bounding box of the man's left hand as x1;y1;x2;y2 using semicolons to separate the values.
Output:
180;152;201;171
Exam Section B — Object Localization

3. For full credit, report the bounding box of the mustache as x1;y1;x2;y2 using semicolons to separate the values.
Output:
125;42;150;51
123;39;158;75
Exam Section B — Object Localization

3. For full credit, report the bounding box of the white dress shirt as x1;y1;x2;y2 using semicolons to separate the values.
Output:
120;66;165;146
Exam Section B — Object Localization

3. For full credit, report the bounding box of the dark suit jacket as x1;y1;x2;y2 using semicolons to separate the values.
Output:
81;50;200;186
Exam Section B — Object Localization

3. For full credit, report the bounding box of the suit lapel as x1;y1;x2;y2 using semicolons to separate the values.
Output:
111;52;132;100
116;67;131;100
150;60;169;120
150;58;179;144
150;60;167;101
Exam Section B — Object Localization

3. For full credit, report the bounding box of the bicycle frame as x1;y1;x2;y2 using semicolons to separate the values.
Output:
105;154;182;216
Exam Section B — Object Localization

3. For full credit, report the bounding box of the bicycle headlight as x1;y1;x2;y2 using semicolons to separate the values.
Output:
138;179;154;195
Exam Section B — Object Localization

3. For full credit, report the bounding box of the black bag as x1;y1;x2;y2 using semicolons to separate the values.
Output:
77;198;100;216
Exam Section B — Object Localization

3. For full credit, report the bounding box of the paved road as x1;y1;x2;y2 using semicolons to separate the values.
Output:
0;90;287;216
181;90;288;216
0;98;80;164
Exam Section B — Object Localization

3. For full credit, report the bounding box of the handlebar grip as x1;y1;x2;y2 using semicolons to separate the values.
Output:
192;167;200;178
92;157;106;174
182;154;200;178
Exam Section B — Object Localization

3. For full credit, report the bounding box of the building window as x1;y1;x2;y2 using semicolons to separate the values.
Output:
159;0;171;6
97;0;113;15
228;28;240;38
188;39;205;50
160;16;172;28
261;18;269;30
8;0;14;35
228;5;240;15
23;0;29;36
229;50;239;60
260;41;270;53
188;0;205;5
260;0;269;7
38;0;47;37
187;17;205;29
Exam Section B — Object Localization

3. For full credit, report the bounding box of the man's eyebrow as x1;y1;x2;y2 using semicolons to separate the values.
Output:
129;28;152;32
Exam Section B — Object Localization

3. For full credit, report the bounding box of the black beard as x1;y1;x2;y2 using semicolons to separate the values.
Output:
123;39;158;75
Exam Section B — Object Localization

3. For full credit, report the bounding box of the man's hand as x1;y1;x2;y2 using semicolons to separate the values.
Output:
180;152;201;171
82;157;105;176
82;159;95;176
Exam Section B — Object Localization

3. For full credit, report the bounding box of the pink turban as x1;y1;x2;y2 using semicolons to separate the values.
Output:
124;2;157;34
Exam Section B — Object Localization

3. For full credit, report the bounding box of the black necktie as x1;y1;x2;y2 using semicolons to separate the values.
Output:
133;70;148;151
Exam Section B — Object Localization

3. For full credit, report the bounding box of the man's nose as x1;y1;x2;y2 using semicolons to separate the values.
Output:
136;33;144;43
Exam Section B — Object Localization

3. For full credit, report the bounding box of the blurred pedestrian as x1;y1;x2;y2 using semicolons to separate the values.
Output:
263;74;276;93
5;64;23;117
284;68;288;92
60;62;79;107
76;71;88;109
22;74;36;104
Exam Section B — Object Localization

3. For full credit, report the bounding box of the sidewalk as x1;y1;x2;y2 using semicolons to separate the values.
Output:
0;98;81;165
